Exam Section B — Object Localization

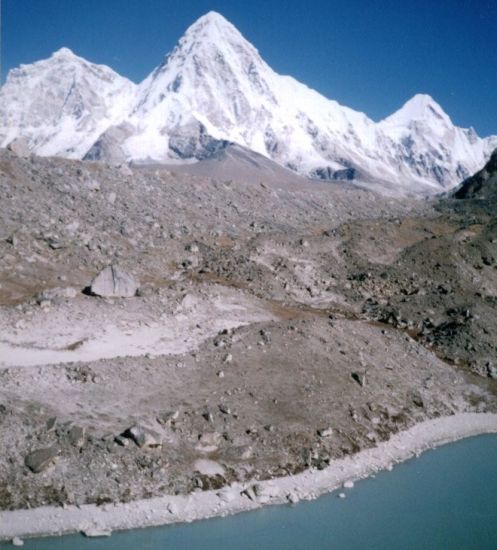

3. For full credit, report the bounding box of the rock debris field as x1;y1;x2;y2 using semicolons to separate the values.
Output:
0;148;496;514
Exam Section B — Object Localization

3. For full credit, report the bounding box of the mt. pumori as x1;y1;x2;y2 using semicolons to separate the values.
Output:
1;11;496;192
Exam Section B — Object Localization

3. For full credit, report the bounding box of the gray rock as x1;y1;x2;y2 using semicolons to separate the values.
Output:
217;488;236;503
82;528;112;538
122;425;161;448
253;482;279;499
49;240;66;250
198;432;223;448
157;410;179;426
487;362;497;380
24;447;59;473
201;409;214;422
192;476;204;489
90;265;139;298
287;491;299;504
136;285;156;298
6;233;18;247
411;391;425;408
37;287;77;302
260;329;272;344
7;137;30;158
317;427;334;437
218;404;231;415
241;486;257;501
114;434;129;447
46;417;57;432
186;242;199;253
68;425;86;447
351;371;367;387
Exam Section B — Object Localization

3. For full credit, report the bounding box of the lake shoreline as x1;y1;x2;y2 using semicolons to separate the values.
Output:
1;412;497;542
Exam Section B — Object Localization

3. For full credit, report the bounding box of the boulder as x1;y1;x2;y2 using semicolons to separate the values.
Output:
114;435;129;447
6;233;18;247
7;138;30;158
218;404;231;415
68;425;86;448
81;527;112;538
157;410;179;426
287;492;299;504
241;486;257;501
121;425;161;448
254;482;279;500
487;362;497;380
317;427;334;438
90;265;138;298
24;447;59;473
37;287;77;303
197;431;223;452
351;371;367;387
217;488;236;503
46;417;57;432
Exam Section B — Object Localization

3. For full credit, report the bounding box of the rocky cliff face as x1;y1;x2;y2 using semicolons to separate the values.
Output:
454;149;497;199
1;12;496;193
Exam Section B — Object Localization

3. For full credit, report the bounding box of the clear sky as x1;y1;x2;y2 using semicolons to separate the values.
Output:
2;0;496;136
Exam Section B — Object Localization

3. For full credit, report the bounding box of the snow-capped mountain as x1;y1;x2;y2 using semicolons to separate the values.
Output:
1;11;496;192
0;47;135;159
377;94;495;188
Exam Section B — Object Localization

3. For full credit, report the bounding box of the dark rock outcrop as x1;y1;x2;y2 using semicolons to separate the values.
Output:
454;149;497;199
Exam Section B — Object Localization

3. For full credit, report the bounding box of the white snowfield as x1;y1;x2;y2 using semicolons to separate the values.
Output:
1;413;496;540
1;12;496;192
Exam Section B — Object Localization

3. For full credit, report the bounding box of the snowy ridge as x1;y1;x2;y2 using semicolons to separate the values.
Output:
0;48;135;159
1;11;496;192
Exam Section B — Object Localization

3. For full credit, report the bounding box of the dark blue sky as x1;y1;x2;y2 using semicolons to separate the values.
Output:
2;0;496;136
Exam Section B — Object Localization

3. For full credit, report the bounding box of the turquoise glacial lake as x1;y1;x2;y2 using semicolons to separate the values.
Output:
2;434;497;549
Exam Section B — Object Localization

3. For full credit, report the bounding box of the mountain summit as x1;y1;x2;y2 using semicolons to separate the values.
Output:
1;12;496;192
382;94;451;125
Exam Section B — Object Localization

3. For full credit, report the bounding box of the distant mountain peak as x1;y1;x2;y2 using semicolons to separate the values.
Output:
182;11;250;45
51;46;77;58
189;10;235;30
381;93;451;126
133;10;267;121
172;10;258;60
